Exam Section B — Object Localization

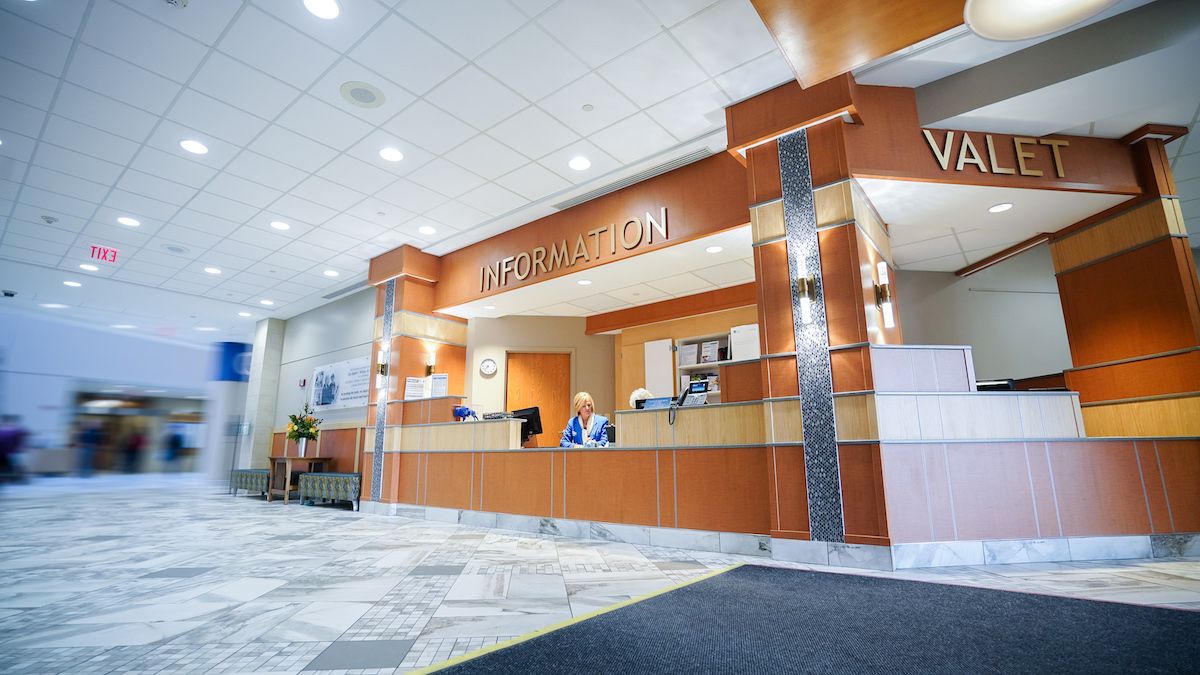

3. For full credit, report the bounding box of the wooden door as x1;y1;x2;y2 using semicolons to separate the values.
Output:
506;352;572;448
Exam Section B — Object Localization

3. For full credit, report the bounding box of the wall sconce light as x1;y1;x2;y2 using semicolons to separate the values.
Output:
796;275;816;324
875;261;896;329
424;349;437;377
376;339;390;391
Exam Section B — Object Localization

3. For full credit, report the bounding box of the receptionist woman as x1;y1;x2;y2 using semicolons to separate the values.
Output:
560;391;608;448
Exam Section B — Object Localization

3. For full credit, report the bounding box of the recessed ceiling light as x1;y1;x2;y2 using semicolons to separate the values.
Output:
988;202;1014;214
40;303;67;309
179;139;208;155
340;81;385;108
581;103;594;112
483;305;496;310
79;263;99;272
260;299;274;306
323;270;339;277
418;225;437;236
568;156;591;171
379;146;404;162
270;220;291;231
117;216;140;227
111;324;136;329
63;280;81;287
964;0;1118;41
577;279;592;286
195;326;218;332
237;312;252;317
304;0;340;19
705;246;723;254
203;267;221;275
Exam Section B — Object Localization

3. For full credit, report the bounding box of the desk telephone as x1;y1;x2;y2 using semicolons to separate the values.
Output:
676;380;709;407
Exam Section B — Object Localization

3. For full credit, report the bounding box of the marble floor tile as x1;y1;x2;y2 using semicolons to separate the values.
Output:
302;638;416;670
253;601;373;642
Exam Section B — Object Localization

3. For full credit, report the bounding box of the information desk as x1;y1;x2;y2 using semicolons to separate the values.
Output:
267;455;329;504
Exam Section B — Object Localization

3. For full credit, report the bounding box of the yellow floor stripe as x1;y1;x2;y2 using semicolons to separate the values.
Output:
413;563;745;674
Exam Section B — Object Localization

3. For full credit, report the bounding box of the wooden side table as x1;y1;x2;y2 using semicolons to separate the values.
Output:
267;455;329;504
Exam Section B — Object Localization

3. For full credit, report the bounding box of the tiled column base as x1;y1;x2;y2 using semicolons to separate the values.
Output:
877;534;1200;570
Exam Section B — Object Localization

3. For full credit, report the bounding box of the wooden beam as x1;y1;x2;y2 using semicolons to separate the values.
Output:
585;283;757;335
954;232;1051;277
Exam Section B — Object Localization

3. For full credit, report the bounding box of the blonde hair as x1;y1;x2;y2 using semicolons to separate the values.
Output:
572;391;594;414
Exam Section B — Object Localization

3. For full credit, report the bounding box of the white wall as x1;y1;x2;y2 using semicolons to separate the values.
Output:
466;316;616;417
273;288;375;428
0;308;209;447
895;245;1072;380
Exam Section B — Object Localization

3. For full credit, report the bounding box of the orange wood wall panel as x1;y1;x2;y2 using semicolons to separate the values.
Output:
563;450;659;526
764;356;799;397
719;361;763;403
657;450;677;528
819;225;869;347
320;429;359;473
1135;441;1173;534
1012;372;1068;391
1065;350;1200;404
481;452;552;517
506;352;571;448
838;443;889;545
368;244;441;286
423;452;474;510
855;224;903;345
768;445;810;538
1047;441;1152;536
754;241;795;355
395;278;437;314
1155;439;1200;532
746;140;782;204
944;442;1039;541
271;432;285;457
552;450;566;518
921;444;958;542
585;283;756;335
392;453;421;504
808;120;851;188
830;346;872;392
878;443;933;543
1024;442;1063;538
359;450;373;500
1057;238;1200;367
673;448;771;534
725;76;856;148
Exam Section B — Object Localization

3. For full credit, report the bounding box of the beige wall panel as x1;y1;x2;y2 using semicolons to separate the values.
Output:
396;311;468;345
1081;395;1200;437
1050;199;1177;272
672;403;765;446
425;424;468;451
814;181;852;228
765;399;804;444
939;394;1021;439
374;317;383;340
399;426;421;451
1039;395;1085;438
750;200;785;243
851;180;892;262
914;395;943;438
364;428;375;452
1017;395;1046;438
876;394;920;440
834;393;878;441
615;410;666;448
475;420;523;450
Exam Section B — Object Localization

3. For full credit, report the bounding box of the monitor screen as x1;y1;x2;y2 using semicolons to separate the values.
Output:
688;380;710;394
510;406;543;442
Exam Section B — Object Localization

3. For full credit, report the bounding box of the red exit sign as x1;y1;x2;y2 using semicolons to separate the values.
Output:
90;245;119;263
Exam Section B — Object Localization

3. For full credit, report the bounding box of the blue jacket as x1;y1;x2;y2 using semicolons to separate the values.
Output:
559;414;609;448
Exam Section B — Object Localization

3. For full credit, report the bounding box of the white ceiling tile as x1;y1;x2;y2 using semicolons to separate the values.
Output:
65;45;181;115
168;90;269;147
187;191;259;223
3;232;69;256
214;279;268;295
205;288;250;302
129;148;219;189
248;125;338;173
589;113;678;164
368;229;414;251
374;178;449;213
426;67;527;131
0;179;19;202
24;166;110;204
0;245;62;267
494;163;571;201
539;301;590;317
217;6;339;90
346;197;416;227
957;227;1025;254
8;0;89;35
538;140;620;183
168;270;223;287
570;293;627;311
53;84;157;142
898;251;969;272
445;135;528;180
114;170;197;206
0;11;72;76
156;224;222;250
1174;150;1200;182
105;190;179;221
246;211;313;237
298;228;358;251
228;226;291;251
400;0;527;60
458;183;527;216
200;250;259;271
13;205;86;234
346;129;436;178
279;239;335;262
599;35;708;107
277;96;375;152
646;272;714;295
510;0;555;18
5;219;77;246
42;115;140;165
670;0;775;76
290;176;367;212
82;0;208;83
342;241;390;260
309;60;416;127
324;253;370;272
537;0;660;69
642;0;721;27
424;201;490;231
0;98;47;138
714;49;794;103
204;173;283;209
84;221;151;247
893;234;964;265
160;279;219;294
0;58;58;111
488;107;578;160
382;100;477;155
189;52;302;120
121;0;243;45
273;280;324;296
323;216;387;241
92;205;163;235
317;155;398;194
349;15;466;95
537;73;637;136
478;24;588;102
172;209;242;237
212;237;272;261
692;259;754;286
223;151;308;192
145;120;240;171
253;0;389;52
269;194;338;225
646;80;730;141
260;251;317;272
22;186;96;218
407;159;487;197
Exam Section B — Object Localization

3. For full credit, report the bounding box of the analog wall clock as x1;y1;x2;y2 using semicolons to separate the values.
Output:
479;358;498;376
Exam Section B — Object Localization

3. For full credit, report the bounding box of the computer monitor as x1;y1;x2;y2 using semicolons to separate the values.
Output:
510;406;543;444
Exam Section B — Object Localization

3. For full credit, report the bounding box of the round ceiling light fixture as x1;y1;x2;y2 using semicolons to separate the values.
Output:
203;266;221;275
304;0;340;19
418;225;437;236
988;202;1014;214
340;81;385;108
237;311;252;317
323;269;339;277
576;279;592;286
195;326;218;332
111;324;136;329
79;264;99;272
161;243;190;255
705;246;723;254
483;305;496;310
179;139;209;155
568;156;591;171
63;280;81;287
40;303;67;309
379;146;404;162
260;299;275;306
270;220;291;231
964;0;1119;41
117;216;140;227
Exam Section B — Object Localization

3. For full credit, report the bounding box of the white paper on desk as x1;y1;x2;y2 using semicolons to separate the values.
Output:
730;324;760;361
430;373;448;397
404;377;426;400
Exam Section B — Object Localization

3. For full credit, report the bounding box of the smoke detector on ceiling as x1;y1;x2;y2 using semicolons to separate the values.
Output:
340;81;385;109
161;243;190;255
164;0;187;7
41;215;58;225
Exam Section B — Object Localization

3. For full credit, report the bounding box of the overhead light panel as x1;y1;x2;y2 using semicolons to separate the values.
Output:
203;267;221;275
237;312;251;317
179;139;208;155
323;270;339;277
379;146;404;162
964;0;1118;40
79;264;98;271
270;221;290;230
260;299;274;306
988;202;1013;214
63;281;81;287
304;0;340;19
705;246;723;254
568;156;591;171
418;225;437;236
117;216;140;227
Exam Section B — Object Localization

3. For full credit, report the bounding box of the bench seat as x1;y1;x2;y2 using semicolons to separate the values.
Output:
298;472;361;511
230;468;269;496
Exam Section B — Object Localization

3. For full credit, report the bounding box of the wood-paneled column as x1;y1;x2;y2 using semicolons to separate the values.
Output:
1052;136;1200;437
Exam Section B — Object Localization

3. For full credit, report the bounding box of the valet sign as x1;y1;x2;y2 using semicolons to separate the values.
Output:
89;244;119;264
922;129;1069;178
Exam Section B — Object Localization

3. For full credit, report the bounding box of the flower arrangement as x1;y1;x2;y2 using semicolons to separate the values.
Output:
287;403;322;441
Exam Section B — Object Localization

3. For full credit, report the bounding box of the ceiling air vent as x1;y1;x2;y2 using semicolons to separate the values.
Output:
551;148;713;211
322;280;370;300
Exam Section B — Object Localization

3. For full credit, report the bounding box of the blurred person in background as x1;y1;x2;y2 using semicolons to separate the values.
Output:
77;420;104;477
122;426;146;473
0;415;30;484
163;425;185;472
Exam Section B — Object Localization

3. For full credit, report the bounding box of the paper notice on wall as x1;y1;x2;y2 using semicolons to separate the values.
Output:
730;324;760;361
311;356;371;410
700;341;720;363
678;343;698;366
404;377;427;401
430;373;449;397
